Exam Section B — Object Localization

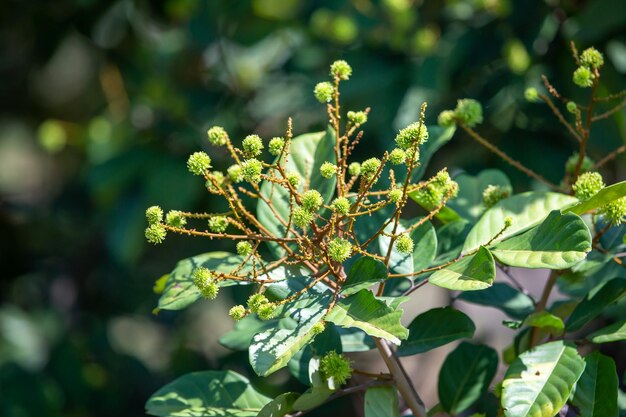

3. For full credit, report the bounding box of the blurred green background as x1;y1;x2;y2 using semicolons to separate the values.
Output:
1;0;625;416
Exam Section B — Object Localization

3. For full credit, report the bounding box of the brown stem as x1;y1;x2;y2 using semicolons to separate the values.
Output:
593;144;626;169
529;270;560;348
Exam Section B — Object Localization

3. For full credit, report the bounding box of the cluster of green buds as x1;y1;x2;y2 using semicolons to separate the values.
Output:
438;98;483;128
144;60;460;323
572;47;603;88
482;184;512;208
573;172;626;225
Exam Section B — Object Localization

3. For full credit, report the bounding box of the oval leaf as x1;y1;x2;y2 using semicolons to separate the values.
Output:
429;247;495;291
566;278;626;332
565;180;626;216
587;319;626;344
258;393;300;417
342;257;388;296
447;169;511;222
572;352;618;417
457;282;535;319
364;386;399;417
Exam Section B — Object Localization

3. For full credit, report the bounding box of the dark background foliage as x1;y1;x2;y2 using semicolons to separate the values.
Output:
1;0;625;416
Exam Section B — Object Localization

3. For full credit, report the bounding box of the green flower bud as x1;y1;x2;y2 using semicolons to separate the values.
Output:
454;99;483;127
208;216;229;233
395;123;429;150
504;216;513;228
286;172;300;188
236;241;253;256
524;87;539;102
566;101;578;114
388;148;406;165
348;162;361;177
199;281;219;299
572;172;604;201
187;151;212;176
207;126;229;146
311;321;326;335
320;162;338;178
328;238;352;262
320;351;352;386
482;184;512;208
388;188;403;203
268;137;285;156
293;206;314;228
301;190;324;212
580;47;604;69
241;158;263;183
565;153;594;175
229;305;246;321
395;233;414;254
257;303;277;320
437;110;456;128
573;66;594;88
600;197;626;225
227;164;244;183
242;134;264;158
206;171;225;194
347;110;367;125
360;157;381;180
165;210;186;227
146;205;163;225
247;294;269;312
331;197;351;215
145;223;167;244
330;60;352;80
193;267;219;299
314;82;334;103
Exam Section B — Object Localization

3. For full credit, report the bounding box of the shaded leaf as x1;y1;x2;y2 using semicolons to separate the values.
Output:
587;320;626;343
258;393;299;417
364;386;399;417
342;257;388;296
457;283;535;319
378;217;437;275
572;352;618;417
447;169;511;222
219;315;278;351
429;247;495;291
566;278;626;332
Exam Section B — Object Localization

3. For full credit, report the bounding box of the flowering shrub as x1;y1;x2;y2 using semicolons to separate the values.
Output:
144;45;626;417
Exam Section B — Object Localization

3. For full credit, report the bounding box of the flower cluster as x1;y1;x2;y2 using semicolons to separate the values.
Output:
573;47;603;88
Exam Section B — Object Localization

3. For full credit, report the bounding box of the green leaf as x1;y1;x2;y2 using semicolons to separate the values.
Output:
565;180;626;216
490;211;591;269
288;323;342;384
338;327;376;352
524;311;564;335
378;217;437;275
293;358;334;411
464;192;577;254
436;219;472;262
145;370;270;417
429;246;495;291
566;278;626;331
457;283;535;319
219;315;278;351
326;290;408;345
587;319;626;343
447;169;511;222
398;307;475;356
249;293;331;376
572;352;619;417
257;128;336;258
364;386;399;417
501;341;585;417
342;257;388;296
438;342;498;415
258;393;299;417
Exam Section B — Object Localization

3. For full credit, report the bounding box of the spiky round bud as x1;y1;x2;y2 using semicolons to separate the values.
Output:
286;172;300;188
438;110;456;128
573;172;604;201
301;190;324;212
268;137;285;156
524;87;539;102
320;162;338;179
388;148;406;165
328;238;352;263
566;101;578;114
229;305;246;321
320;351;352;386
145;223;167;244
314;82;334;103
146;205;163;225
187;151;212;176
395;233;414;254
331;197;351;215
200;281;219;299
207;126;229;146
206;171;225;194
293;206;314;228
347;111;367;125
348;162;361;177
330;60;352;80
257;303;277;320
565;153;594;174
573;66;594;88
482;184;512;208
600;198;626;225
247;294;269;312
454;99;483;127
580;47;604;69
241;158;263;183
236;241;253;256
395;123;429;150
388;188;403;203
208;216;229;233
504;216;514;228
193;267;219;299
165;210;186;227
311;321;326;335
242;135;264;158
360;158;381;180
227;164;244;183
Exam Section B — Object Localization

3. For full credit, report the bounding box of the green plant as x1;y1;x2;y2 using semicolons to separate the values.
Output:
144;46;626;417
